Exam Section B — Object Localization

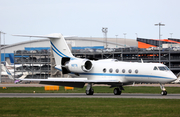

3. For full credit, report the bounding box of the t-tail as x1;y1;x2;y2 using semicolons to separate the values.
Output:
13;33;77;73
49;33;74;66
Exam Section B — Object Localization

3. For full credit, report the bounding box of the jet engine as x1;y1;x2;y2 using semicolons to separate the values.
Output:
61;57;93;74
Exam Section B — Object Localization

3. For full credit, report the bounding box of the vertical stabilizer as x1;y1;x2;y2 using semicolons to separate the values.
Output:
9;54;14;64
48;33;74;66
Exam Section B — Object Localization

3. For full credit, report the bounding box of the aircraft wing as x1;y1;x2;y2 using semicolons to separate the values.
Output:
22;78;88;82
21;78;120;83
12;34;60;39
21;78;120;88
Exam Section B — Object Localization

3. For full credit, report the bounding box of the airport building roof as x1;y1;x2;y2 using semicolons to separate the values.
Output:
1;37;138;53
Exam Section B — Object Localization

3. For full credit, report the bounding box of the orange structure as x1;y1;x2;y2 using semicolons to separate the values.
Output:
64;86;74;90
138;41;156;48
44;86;59;91
137;38;180;48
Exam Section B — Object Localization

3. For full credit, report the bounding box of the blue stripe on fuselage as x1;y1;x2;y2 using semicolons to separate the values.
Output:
69;72;173;80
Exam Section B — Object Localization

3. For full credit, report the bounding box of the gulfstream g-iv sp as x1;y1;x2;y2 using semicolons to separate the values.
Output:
16;33;177;95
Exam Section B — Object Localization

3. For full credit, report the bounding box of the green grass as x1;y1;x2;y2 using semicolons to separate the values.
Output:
0;98;180;117
0;86;180;94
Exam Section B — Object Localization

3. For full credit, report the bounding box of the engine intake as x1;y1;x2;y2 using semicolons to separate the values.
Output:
82;60;93;72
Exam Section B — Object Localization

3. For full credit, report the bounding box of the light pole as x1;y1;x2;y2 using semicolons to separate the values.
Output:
102;27;108;48
123;33;126;48
0;31;6;83
135;33;138;38
155;22;165;63
0;31;1;83
115;35;118;48
170;33;173;38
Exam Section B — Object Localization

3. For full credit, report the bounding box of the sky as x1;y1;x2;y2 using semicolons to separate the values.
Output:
0;0;180;44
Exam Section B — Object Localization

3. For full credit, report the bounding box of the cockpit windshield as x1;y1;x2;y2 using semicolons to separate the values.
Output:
153;66;170;71
164;66;170;71
158;66;166;71
158;66;170;71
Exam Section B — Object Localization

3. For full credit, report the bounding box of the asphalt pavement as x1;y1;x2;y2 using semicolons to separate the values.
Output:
0;93;180;99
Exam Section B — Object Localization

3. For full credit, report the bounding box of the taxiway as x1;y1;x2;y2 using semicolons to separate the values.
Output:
0;93;180;99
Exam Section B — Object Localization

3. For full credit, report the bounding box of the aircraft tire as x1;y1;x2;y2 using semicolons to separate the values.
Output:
161;91;167;95
90;88;94;95
114;88;121;95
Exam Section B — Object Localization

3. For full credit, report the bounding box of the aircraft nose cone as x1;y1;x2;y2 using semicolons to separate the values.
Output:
172;74;177;81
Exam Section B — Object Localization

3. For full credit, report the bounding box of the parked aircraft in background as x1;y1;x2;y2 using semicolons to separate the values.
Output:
14;33;177;95
1;62;23;78
172;74;180;84
1;62;30;83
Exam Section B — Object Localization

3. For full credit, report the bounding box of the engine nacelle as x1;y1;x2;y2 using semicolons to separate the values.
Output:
63;59;93;73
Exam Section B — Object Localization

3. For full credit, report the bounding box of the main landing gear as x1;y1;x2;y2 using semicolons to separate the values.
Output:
86;83;94;95
113;88;122;95
113;86;124;95
160;84;167;95
85;84;124;95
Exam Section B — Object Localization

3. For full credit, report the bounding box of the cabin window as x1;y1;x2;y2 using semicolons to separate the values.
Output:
158;66;166;71
103;68;106;73
109;68;113;73
116;69;119;73
135;69;138;74
153;66;158;70
128;69;132;73
122;69;125;73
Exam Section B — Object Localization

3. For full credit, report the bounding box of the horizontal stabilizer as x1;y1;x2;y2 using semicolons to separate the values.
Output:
12;34;77;39
12;34;60;39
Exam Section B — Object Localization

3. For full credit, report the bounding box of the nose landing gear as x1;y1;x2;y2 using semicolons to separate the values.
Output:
160;84;167;95
161;90;167;95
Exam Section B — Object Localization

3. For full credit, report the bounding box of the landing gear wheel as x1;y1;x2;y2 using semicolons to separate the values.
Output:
113;88;121;95
161;91;167;95
90;88;94;95
86;88;94;95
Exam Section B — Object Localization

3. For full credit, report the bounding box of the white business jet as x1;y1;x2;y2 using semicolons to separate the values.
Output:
14;33;177;95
